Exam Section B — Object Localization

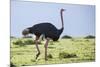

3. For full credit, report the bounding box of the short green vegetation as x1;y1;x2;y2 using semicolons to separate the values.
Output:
10;38;95;67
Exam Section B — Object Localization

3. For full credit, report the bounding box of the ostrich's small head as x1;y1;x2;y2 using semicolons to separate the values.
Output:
61;8;66;12
22;28;29;37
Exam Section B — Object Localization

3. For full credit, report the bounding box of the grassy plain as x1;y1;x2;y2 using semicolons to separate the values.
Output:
10;38;95;67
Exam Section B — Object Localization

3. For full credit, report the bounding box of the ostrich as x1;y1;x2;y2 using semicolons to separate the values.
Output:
22;8;65;60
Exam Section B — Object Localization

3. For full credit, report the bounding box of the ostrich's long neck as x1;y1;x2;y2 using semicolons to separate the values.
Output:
57;10;64;36
60;10;64;28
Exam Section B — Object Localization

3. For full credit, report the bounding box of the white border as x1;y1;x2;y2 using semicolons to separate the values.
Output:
0;0;98;67
0;0;10;67
22;0;95;5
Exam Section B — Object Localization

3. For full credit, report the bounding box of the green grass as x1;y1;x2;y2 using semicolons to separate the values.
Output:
10;38;95;67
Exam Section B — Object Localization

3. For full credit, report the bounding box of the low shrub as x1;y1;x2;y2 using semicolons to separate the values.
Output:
13;39;24;46
84;35;95;39
10;62;16;67
48;46;55;49
47;54;53;59
24;39;42;44
13;39;42;46
22;36;32;38
62;35;72;39
59;52;77;59
24;39;34;45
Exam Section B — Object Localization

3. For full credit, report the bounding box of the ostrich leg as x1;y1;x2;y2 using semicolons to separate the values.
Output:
44;38;50;61
35;36;40;59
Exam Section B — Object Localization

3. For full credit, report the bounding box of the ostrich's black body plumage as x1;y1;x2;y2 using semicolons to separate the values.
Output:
22;9;65;41
28;23;63;41
22;8;65;60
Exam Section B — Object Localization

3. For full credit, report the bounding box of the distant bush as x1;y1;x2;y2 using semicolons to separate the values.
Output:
10;36;16;38
13;39;24;46
13;39;42;46
62;35;72;39
13;39;23;45
24;39;34;44
23;36;32;38
59;52;77;59
25;39;42;44
84;35;95;39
